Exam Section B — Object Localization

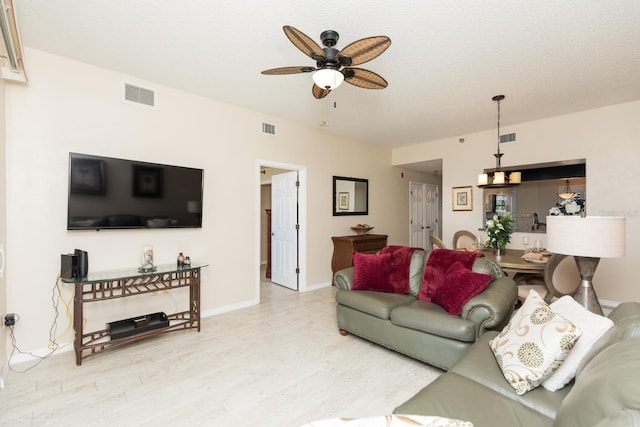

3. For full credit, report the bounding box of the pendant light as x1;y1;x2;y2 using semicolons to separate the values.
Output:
477;95;522;188
558;179;576;199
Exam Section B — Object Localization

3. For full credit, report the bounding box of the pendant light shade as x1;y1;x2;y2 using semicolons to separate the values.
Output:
477;95;522;188
558;179;576;199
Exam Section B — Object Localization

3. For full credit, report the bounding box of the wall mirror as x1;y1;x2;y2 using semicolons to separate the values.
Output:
333;176;368;216
481;159;586;233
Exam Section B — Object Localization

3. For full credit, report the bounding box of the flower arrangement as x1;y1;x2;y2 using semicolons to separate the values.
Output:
485;213;513;250
549;198;585;216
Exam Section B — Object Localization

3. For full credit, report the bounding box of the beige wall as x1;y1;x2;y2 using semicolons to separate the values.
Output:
4;48;432;353
393;101;640;304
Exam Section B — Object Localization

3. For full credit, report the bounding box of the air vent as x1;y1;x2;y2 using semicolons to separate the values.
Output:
123;83;157;108
262;122;276;135
500;132;517;144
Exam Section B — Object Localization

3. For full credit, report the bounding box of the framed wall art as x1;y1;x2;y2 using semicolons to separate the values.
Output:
452;186;473;211
338;192;350;210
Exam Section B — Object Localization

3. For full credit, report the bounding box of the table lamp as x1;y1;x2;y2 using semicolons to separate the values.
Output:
546;216;626;315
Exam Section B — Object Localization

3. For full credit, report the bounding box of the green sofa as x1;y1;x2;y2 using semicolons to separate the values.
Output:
334;249;518;370
394;302;640;427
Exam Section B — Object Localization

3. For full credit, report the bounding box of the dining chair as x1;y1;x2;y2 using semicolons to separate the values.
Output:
429;235;447;250
452;230;477;250
516;253;580;303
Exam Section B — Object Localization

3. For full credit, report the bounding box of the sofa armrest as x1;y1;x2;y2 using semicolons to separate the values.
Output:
461;276;517;339
334;267;355;291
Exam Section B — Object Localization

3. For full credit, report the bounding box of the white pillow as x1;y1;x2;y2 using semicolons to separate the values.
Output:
490;289;582;395
542;296;614;391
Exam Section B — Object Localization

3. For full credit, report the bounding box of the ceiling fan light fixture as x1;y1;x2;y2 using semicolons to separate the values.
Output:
312;68;344;90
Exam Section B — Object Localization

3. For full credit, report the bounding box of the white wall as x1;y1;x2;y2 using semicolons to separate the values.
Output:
4;48;430;352
393;101;640;304
1;76;9;385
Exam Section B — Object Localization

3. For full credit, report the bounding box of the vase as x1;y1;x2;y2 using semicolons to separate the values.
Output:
493;247;506;256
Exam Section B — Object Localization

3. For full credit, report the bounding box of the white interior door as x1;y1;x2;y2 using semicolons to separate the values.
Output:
271;171;298;290
410;182;439;249
425;183;439;239
410;182;428;249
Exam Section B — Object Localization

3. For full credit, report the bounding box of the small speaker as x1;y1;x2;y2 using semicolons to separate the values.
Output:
61;254;78;279
74;249;89;278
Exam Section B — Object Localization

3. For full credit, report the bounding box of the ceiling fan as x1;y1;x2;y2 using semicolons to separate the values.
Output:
261;26;391;99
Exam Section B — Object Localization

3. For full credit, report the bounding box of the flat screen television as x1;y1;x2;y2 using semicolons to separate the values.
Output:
67;152;204;230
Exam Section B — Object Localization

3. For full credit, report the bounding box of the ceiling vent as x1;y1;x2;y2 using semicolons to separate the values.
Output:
123;82;157;108
500;132;517;144
262;122;276;135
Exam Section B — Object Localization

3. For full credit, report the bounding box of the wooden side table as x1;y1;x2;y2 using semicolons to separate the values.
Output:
331;234;388;275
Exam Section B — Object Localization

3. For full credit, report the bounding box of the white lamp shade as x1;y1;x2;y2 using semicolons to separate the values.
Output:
478;173;488;186
493;171;505;184
312;69;344;90
509;171;521;184
546;216;626;258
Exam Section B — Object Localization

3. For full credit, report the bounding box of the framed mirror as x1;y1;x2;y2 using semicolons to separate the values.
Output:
333;176;368;216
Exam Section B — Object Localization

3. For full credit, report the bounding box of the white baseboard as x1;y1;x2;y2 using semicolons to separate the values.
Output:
303;281;332;292
200;298;259;318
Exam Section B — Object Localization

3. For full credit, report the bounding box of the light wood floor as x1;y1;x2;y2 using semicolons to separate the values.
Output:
0;271;442;426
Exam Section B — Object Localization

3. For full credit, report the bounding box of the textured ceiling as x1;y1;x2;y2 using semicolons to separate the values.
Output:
14;0;640;148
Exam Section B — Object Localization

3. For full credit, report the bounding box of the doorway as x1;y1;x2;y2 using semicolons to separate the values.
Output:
410;181;440;249
257;161;307;300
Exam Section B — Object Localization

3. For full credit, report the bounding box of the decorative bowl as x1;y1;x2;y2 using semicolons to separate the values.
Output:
351;225;374;235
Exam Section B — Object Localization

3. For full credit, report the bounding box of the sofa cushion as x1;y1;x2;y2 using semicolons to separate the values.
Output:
408;249;429;296
489;290;582;395
394;372;555;427
451;332;572;420
352;252;393;292
555;338;640;427
335;289;416;320
419;249;485;302
542;296;614;392
390;300;477;342
432;262;493;316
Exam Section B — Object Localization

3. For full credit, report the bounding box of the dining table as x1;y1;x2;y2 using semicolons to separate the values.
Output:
481;248;547;277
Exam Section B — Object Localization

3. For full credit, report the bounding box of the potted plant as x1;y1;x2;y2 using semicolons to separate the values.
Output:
485;213;513;255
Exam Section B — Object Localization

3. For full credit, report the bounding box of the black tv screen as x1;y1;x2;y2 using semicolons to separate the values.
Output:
67;153;204;230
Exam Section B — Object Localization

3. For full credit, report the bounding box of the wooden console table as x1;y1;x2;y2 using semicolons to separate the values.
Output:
331;234;388;274
62;262;207;365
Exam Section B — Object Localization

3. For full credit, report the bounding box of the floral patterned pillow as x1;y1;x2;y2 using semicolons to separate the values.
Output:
489;289;582;395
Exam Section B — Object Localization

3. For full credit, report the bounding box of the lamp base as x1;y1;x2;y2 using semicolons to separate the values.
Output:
572;256;604;316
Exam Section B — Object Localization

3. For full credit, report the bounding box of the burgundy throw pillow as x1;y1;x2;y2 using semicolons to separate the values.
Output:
432;263;493;316
352;252;393;292
418;249;484;301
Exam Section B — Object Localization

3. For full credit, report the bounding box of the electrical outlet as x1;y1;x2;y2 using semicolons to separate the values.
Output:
4;313;15;327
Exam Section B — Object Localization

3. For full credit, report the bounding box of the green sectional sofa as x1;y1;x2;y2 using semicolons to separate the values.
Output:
394;302;640;426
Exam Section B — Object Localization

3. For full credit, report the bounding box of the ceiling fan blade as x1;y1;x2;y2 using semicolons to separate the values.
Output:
312;84;331;99
261;66;316;75
283;26;326;61
343;68;388;89
338;36;391;66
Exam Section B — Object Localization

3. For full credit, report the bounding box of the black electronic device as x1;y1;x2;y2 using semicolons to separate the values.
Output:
74;249;89;278
107;312;169;340
60;253;78;279
67;152;204;230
